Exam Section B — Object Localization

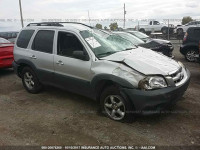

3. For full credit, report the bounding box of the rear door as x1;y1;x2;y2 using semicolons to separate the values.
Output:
29;29;55;84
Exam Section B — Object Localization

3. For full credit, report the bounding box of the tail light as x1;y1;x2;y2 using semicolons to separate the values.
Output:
183;32;188;41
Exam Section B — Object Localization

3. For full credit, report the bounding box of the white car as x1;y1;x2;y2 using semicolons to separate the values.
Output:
177;21;200;35
135;20;174;34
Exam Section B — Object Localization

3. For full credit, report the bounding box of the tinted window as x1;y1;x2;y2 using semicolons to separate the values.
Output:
194;29;200;38
17;30;35;48
32;30;54;54
57;32;84;57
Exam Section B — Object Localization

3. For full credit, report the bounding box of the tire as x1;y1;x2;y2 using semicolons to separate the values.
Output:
100;86;135;122
139;28;145;33
21;67;43;94
177;28;183;35
185;49;198;62
161;27;168;35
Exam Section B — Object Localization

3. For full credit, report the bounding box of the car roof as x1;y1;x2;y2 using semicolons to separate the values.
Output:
24;23;92;32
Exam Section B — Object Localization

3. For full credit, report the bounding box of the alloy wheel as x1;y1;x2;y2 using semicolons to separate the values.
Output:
104;95;126;120
24;72;35;90
186;50;197;62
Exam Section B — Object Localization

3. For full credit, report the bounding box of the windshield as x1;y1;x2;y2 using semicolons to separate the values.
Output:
130;31;149;39
115;32;145;45
0;38;10;44
80;29;136;58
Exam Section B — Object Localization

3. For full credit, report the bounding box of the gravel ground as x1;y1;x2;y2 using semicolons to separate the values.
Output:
0;43;199;149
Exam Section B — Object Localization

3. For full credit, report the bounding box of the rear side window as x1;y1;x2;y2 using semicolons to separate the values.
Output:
17;30;35;48
32;30;54;54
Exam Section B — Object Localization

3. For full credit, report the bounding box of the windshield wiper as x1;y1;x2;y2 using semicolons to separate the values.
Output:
123;47;136;51
97;51;117;57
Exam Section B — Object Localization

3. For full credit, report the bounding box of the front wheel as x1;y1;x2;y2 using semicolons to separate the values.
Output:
100;86;134;122
21;67;43;94
185;49;198;62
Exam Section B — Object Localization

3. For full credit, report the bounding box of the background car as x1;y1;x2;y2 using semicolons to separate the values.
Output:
115;31;174;57
135;20;174;35
0;37;14;69
177;21;200;35
0;32;18;43
180;27;200;62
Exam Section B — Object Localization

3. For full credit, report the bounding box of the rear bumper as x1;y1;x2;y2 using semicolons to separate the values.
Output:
12;61;21;77
122;69;191;115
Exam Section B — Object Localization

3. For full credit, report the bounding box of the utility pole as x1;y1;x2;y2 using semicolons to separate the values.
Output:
123;3;126;29
19;0;24;28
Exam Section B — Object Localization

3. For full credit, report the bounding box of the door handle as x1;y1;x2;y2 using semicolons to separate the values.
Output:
30;55;37;59
56;60;64;65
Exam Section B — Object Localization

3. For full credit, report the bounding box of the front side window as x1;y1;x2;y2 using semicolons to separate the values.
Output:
17;30;35;48
57;32;85;57
32;30;54;54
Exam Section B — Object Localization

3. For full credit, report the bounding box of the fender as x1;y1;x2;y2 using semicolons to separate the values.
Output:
16;59;38;74
91;74;135;90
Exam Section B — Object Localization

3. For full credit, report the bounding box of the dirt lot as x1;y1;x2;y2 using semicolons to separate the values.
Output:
0;42;200;149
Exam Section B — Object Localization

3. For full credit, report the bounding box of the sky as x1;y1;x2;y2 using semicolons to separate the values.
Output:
0;0;200;31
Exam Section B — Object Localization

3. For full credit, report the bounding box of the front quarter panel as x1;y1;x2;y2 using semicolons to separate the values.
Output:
90;60;144;89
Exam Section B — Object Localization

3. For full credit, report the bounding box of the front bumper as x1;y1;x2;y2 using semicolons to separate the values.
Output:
121;69;191;115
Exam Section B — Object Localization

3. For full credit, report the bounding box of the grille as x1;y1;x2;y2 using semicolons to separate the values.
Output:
169;67;184;85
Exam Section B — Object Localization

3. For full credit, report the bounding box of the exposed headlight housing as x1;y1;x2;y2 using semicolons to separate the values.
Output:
138;76;167;90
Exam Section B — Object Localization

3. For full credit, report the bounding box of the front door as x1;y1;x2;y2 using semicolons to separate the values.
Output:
54;31;92;96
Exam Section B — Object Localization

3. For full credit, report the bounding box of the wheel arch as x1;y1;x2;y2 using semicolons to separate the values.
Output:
16;59;37;78
91;74;135;102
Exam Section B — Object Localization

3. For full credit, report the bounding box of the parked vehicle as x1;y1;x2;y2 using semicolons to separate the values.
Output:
0;38;14;69
176;21;200;35
180;27;200;62
135;20;174;34
13;22;190;122
124;31;174;57
0;32;18;43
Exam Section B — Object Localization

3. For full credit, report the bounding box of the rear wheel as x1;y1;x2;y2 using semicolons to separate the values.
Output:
161;27;168;35
139;28;145;33
21;67;43;94
100;86;134;122
185;49;198;62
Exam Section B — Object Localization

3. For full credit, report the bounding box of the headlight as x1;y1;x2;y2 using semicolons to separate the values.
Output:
138;76;167;90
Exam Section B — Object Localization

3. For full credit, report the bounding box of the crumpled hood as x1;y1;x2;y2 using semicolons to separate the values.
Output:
102;47;180;75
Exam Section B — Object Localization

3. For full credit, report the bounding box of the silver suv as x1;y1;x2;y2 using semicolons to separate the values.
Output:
13;22;191;122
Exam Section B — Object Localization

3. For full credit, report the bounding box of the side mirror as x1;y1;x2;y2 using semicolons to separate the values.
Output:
73;51;89;61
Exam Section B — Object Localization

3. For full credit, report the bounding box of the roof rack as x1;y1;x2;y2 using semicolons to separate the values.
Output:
27;22;93;28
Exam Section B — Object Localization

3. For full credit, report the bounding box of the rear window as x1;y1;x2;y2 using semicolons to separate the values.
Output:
32;30;54;54
17;30;35;48
0;38;10;44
